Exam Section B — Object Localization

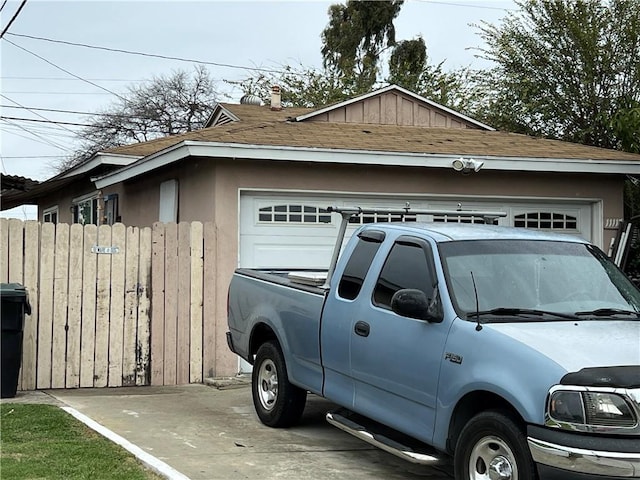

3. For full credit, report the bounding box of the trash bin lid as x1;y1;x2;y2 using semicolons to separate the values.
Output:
0;283;28;299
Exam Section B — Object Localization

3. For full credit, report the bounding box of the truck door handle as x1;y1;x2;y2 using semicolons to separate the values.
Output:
354;321;370;337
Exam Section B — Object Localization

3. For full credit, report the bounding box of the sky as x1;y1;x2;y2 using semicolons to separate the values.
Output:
0;0;516;219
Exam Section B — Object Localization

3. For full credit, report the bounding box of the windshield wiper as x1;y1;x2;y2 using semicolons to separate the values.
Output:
466;308;579;320
574;308;640;318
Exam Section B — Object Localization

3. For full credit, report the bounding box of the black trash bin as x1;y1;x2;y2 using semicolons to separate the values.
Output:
1;283;31;398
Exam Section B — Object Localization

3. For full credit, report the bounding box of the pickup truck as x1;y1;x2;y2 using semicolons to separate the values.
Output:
227;206;640;480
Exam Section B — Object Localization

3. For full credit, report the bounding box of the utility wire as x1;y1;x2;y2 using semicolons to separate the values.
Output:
6;32;287;74
0;0;27;39
0;0;8;13
0;118;70;151
1;115;172;135
1;94;79;136
3;38;128;101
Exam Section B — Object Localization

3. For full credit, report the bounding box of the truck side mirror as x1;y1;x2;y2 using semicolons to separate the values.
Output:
391;288;443;323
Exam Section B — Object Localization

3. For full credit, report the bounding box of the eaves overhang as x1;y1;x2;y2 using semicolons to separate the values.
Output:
63;152;142;178
93;140;640;189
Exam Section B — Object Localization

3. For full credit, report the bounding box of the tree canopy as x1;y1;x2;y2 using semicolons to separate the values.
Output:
472;0;640;151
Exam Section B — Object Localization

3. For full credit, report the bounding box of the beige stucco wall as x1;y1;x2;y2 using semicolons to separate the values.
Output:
32;156;627;378
205;158;622;376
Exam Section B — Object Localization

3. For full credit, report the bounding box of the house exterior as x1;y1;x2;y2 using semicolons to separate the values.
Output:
6;85;640;377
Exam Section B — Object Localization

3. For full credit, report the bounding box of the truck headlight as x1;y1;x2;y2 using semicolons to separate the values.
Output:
549;390;637;428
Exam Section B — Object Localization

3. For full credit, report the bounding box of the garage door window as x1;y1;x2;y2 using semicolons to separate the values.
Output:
349;213;417;224
514;212;577;230
433;214;487;224
258;205;331;224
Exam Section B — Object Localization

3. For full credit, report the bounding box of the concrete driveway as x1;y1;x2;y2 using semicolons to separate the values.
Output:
44;383;454;480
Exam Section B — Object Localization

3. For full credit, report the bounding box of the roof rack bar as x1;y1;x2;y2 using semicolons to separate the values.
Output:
321;205;507;289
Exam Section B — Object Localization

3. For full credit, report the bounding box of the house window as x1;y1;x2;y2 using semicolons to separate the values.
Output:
72;194;99;225
159;179;178;223
43;206;58;224
514;212;577;230
349;212;417;224
258;205;331;224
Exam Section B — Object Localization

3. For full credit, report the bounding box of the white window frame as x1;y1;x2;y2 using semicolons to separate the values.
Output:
72;192;100;225
159;179;178;223
43;206;59;224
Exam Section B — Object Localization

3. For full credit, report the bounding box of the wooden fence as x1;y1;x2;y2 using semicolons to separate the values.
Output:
0;219;217;390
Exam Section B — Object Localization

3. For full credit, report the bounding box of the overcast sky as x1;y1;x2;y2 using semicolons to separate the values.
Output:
1;0;516;219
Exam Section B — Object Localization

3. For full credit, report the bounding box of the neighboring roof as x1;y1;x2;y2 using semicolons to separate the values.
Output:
293;84;495;131
1;175;40;209
205;102;313;128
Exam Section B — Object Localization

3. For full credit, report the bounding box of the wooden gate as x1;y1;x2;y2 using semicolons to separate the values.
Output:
0;219;216;390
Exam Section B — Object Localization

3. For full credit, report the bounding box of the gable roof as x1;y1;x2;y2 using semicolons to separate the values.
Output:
292;84;495;131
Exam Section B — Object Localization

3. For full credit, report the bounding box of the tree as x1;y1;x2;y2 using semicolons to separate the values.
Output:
321;0;404;93
471;0;640;150
64;66;218;170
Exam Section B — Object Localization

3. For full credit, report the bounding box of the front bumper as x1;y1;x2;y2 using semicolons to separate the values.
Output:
527;426;640;478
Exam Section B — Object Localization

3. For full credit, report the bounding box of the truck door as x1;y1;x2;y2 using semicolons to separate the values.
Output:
321;229;386;409
350;236;449;443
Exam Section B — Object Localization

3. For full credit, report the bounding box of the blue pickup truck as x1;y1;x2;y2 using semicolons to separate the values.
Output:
227;207;640;479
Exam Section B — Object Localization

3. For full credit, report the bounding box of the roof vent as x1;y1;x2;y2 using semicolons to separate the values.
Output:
240;94;262;106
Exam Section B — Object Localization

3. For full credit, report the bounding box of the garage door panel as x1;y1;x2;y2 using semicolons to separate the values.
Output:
240;193;594;268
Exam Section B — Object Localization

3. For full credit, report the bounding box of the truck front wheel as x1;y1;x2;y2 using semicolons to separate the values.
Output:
252;341;307;428
455;411;537;480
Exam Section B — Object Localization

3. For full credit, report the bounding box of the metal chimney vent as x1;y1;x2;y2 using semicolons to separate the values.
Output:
240;94;262;106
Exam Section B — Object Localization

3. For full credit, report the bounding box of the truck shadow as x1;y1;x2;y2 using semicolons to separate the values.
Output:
296;394;454;479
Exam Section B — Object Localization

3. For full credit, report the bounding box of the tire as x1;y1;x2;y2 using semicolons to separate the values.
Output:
454;410;537;480
252;340;307;428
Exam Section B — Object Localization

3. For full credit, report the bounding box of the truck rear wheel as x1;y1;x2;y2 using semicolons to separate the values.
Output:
454;410;537;480
252;341;307;427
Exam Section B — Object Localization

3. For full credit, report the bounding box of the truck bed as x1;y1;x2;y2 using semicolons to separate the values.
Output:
235;268;328;296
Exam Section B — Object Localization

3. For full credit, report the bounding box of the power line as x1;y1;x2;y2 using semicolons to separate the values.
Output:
6;32;286;74
1;94;79;136
3;38;128;101
1;115;105;127
1;155;68;158
2;91;114;95
0;0;8;13
414;0;514;11
0;0;27;39
1;76;147;82
0;118;70;151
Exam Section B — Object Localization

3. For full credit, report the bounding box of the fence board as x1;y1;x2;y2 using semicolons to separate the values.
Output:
122;226;140;386
0;218;8;282
51;223;69;388
21;221;39;390
189;222;204;383
94;224;112;387
136;227;152;386
108;224;126;387
163;223;178;385
80;225;98;387
151;223;165;385
64;224;84;388
202;222;216;379
36;223;55;389
176;222;191;384
8;218;24;282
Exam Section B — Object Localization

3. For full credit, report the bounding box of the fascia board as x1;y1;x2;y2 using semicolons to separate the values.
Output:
62;153;141;178
94;140;640;188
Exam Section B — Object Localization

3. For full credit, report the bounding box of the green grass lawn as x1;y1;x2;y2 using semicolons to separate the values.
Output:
1;403;163;480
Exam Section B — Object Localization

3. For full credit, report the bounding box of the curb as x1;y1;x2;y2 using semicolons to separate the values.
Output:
61;406;190;480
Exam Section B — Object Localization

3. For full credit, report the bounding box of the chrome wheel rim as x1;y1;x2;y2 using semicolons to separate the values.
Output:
468;435;517;480
256;358;278;411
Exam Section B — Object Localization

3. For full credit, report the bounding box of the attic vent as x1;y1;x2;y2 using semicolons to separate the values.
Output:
240;94;262;106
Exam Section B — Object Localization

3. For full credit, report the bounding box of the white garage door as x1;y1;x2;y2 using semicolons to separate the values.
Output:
239;192;594;269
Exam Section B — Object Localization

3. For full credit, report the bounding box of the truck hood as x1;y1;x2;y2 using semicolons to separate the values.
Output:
486;321;640;373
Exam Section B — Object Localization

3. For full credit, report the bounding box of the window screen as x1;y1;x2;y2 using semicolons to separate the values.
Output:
338;234;383;300
373;242;433;309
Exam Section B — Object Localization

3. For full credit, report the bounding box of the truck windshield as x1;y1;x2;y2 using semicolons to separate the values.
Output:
439;240;640;322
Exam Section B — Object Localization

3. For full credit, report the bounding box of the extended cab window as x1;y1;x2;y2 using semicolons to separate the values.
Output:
338;231;385;300
373;241;434;309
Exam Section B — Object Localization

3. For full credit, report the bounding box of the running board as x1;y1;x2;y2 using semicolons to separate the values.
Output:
326;409;445;465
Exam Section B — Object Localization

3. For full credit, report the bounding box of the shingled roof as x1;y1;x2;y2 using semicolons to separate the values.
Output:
105;102;640;162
